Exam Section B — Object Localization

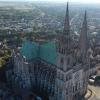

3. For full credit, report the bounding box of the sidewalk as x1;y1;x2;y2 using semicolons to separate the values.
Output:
85;88;92;100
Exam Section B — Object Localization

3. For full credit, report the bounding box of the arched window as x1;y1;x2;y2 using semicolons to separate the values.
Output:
62;48;63;54
61;73;64;80
67;57;70;65
66;89;68;94
58;72;60;78
61;57;64;64
60;57;64;69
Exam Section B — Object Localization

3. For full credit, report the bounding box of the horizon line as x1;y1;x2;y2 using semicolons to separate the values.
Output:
0;0;100;4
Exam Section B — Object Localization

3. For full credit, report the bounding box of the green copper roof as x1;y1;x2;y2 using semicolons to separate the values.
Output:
21;41;39;60
40;42;57;64
21;41;57;65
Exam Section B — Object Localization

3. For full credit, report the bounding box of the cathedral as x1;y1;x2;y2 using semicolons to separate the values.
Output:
6;3;91;100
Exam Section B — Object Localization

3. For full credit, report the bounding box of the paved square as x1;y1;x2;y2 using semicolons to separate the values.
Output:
88;85;100;100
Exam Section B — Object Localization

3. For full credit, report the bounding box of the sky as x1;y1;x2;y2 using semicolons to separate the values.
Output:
1;0;100;4
34;0;100;4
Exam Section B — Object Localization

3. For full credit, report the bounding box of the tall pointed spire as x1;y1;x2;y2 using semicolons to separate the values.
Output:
63;2;70;35
58;2;71;52
79;11;89;62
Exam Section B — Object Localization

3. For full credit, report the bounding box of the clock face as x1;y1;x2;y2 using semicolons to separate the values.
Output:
74;72;80;80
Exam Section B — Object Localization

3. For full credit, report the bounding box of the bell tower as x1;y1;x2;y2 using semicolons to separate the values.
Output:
57;2;73;72
55;3;73;100
79;11;89;64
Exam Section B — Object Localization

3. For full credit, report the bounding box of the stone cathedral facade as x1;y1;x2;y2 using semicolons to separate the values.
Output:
6;3;91;100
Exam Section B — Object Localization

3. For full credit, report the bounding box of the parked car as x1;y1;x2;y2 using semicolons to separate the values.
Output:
90;75;96;80
89;79;95;85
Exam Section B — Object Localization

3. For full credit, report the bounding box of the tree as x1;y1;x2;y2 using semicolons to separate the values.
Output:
95;76;100;85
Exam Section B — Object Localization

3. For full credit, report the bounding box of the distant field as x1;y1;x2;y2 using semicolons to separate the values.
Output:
0;1;35;10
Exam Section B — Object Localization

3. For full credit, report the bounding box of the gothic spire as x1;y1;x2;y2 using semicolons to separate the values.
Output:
63;2;70;35
79;11;89;62
58;2;72;54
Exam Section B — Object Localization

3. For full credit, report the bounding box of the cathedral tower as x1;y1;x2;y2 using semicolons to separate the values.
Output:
79;11;89;63
55;3;73;100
